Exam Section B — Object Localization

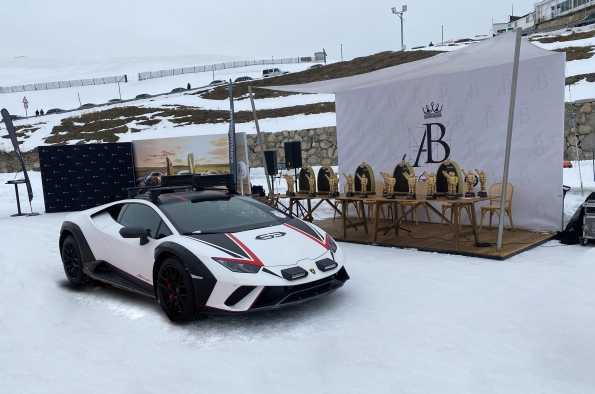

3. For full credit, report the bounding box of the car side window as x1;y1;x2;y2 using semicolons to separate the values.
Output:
108;204;126;221
118;203;163;239
156;221;173;239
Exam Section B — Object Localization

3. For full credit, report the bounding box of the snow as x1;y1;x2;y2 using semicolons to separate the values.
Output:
1;166;595;393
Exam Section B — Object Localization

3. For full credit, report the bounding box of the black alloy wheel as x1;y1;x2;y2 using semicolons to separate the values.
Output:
157;257;196;321
61;235;91;285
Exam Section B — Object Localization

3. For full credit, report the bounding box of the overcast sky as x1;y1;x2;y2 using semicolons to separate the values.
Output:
1;0;537;61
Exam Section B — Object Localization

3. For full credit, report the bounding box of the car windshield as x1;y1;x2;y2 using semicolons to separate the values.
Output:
160;196;289;234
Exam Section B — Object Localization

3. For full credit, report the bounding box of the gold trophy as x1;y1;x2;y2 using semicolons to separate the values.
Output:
325;174;339;198
442;171;459;200
356;173;369;198
305;173;317;197
283;174;295;196
402;171;417;200
423;171;437;200
380;172;396;199
461;169;476;197
343;173;355;197
475;169;488;197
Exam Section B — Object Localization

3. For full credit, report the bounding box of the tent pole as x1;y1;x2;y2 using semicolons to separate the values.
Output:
248;86;272;197
497;28;523;253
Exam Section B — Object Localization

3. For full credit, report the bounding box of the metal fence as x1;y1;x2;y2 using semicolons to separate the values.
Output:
138;57;315;81
0;75;127;94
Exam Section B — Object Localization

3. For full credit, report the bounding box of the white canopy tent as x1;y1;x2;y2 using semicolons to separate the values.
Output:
266;32;566;231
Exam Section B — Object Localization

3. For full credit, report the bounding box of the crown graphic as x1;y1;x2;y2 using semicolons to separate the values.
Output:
423;102;443;119
520;100;529;106
537;66;545;72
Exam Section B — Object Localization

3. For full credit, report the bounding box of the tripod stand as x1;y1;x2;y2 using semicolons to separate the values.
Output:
289;167;309;219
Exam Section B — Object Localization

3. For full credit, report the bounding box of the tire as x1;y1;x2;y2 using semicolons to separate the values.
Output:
61;235;92;285
580;238;588;246
157;256;196;321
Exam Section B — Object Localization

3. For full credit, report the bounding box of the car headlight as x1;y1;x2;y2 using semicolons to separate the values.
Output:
213;258;261;274
328;235;338;253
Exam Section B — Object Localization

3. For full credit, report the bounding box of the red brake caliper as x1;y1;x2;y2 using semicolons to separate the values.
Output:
167;282;173;299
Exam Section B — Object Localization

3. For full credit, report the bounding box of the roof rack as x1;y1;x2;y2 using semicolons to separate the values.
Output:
127;173;236;200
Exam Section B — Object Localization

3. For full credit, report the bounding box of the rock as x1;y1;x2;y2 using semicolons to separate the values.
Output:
247;138;255;147
307;148;317;155
580;102;592;113
301;141;309;150
320;140;333;149
579;124;593;135
312;142;319;148
267;133;276;142
316;127;327;135
308;129;316;136
318;133;328;141
328;133;337;142
327;148;334;158
254;145;261;153
321;158;332;166
308;155;321;165
282;130;289;137
580;133;595;150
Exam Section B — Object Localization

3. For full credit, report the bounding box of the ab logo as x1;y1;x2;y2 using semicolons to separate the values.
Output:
363;96;373;113
465;82;479;101
481;106;496;128
385;92;397;111
450;108;465;131
515;167;531;187
410;89;422;107
464;138;478;159
439;85;450;102
529;134;545;157
498;73;511;96
531;67;548;92
343;101;353;115
531;198;547;219
413;123;451;167
356;122;365;137
376;118;386;135
514;101;530;125
396;118;409;136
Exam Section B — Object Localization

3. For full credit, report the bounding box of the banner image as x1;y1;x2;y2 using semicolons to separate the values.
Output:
132;132;249;192
1;108;33;205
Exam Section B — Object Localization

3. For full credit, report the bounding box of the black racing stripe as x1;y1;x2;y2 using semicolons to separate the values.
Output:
286;218;325;242
186;233;249;259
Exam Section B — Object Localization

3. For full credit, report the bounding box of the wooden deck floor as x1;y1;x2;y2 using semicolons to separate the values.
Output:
315;217;555;260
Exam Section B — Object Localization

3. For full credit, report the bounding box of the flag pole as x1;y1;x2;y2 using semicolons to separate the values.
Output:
248;86;272;196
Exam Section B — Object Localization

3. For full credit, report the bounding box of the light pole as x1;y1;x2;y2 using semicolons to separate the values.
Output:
391;5;407;51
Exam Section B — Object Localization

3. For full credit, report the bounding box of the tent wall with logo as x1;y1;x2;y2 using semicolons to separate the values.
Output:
267;33;565;231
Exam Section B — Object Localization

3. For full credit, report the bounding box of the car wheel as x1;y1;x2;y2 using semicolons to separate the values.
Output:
157;257;196;321
61;235;92;285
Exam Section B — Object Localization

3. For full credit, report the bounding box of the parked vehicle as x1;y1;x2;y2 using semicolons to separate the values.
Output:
170;88;186;93
46;108;65;114
307;64;323;69
262;68;289;78
108;99;122;104
234;76;253;83
144;172;164;186
79;103;96;109
455;38;473;43
563;159;573;168
135;94;152;99
208;80;226;86
58;174;349;321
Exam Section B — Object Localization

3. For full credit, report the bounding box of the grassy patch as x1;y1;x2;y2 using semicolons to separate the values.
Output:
537;30;595;43
197;50;444;101
566;72;595;85
553;45;595;61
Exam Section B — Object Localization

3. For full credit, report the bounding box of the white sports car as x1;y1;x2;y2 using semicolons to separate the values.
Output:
59;175;349;321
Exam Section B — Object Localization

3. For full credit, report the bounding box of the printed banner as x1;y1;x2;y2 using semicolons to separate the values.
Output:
1;108;33;203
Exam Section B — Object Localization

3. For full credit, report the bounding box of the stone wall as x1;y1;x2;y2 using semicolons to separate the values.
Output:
564;100;595;160
246;126;337;168
0;148;40;173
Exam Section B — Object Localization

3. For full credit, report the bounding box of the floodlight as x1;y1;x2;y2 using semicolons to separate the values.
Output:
402;5;407;12
391;7;397;14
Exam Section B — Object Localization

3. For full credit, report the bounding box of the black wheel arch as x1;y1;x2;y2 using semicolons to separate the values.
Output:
60;221;96;263
153;242;217;305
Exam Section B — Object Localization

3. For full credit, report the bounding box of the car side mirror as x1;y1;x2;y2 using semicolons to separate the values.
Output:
119;226;149;246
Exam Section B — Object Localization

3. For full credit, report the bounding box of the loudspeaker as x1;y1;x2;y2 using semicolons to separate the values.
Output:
264;150;278;175
284;141;302;169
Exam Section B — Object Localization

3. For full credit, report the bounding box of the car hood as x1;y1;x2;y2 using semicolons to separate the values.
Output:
184;220;329;267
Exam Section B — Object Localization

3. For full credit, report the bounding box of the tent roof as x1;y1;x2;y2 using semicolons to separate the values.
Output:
263;33;563;94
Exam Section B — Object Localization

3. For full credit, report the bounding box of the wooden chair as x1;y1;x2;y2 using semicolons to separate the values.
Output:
399;182;432;226
334;184;360;220
479;183;515;232
440;203;471;230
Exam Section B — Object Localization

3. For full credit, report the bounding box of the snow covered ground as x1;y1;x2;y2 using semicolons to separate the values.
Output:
1;166;594;393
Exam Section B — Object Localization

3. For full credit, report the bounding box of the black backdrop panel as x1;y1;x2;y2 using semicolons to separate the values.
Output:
39;143;135;213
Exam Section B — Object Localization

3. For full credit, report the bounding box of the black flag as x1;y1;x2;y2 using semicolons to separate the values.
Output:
228;79;237;191
1;108;33;203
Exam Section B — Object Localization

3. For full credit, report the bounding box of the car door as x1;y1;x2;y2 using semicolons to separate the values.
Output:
100;203;173;287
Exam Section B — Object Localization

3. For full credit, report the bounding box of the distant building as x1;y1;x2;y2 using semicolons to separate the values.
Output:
490;13;535;36
534;0;593;24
